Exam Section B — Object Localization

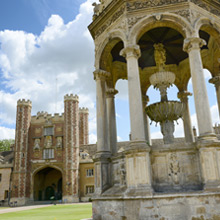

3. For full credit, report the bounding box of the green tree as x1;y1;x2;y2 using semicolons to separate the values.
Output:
0;139;14;151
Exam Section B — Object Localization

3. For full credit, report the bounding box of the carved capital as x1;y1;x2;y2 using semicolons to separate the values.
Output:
106;88;118;98
120;45;141;59
142;95;150;106
209;76;220;88
93;69;111;81
183;37;206;53
177;91;192;102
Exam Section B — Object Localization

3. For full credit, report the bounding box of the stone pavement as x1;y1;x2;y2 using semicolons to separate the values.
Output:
0;204;52;214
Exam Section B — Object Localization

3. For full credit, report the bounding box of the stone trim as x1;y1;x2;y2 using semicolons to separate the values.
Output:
183;37;206;53
93;69;111;81
120;45;141;59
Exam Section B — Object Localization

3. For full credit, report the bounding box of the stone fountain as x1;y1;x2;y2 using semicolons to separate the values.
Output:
146;43;184;144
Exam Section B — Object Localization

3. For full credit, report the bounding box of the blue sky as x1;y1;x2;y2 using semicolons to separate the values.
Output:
0;0;85;34
0;0;219;142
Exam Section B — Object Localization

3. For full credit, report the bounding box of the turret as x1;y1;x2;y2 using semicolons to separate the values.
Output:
79;107;89;145
63;94;80;202
11;99;32;205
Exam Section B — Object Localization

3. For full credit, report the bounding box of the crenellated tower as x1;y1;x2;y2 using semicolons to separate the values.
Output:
11;99;32;205
79;108;89;146
63;94;80;202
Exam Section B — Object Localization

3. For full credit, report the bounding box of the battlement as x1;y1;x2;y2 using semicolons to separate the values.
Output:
64;94;79;102
17;99;32;107
79;107;89;114
31;112;64;123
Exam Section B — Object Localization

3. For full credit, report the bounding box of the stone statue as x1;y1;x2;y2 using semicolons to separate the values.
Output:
154;43;166;71
56;137;62;148
44;136;52;148
92;0;112;20
120;163;126;186
34;139;40;150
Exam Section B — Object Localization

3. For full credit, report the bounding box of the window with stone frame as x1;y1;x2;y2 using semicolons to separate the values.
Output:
86;185;94;194
86;169;94;177
44;127;54;136
4;190;8;199
43;149;54;159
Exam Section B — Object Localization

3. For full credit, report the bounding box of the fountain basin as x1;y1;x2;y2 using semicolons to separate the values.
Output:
150;71;175;89
146;101;183;123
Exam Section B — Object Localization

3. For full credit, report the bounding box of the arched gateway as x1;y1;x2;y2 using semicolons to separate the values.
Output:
89;0;220;219
33;167;62;201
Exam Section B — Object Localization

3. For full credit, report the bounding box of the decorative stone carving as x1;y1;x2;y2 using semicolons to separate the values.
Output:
191;0;220;17
154;43;167;71
92;0;113;20
169;153;180;185
93;69;111;81
126;0;187;11
127;15;145;29
34;139;40;150
183;37;206;53
173;9;191;22
44;136;52;148
120;44;141;59
120;162;126;186
106;88;118;98
178;91;192;102
95;6;125;38
35;128;41;135
56;137;62;148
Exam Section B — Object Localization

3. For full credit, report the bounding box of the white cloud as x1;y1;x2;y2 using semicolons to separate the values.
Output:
117;136;123;142
89;133;97;144
0;127;15;139
0;0;97;140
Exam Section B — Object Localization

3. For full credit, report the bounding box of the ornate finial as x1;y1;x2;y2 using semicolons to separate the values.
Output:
92;0;112;20
64;94;79;102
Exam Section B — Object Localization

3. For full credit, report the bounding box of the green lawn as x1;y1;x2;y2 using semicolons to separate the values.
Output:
0;203;92;220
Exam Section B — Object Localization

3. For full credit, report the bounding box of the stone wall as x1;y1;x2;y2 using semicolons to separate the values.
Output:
93;193;220;220
0;167;11;201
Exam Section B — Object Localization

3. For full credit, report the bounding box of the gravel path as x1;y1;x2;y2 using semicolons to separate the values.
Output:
0;204;52;214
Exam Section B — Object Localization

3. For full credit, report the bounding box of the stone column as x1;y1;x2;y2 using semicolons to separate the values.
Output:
142;95;152;145
183;38;215;139
120;45;146;142
178;91;195;143
93;69;111;195
106;88;118;155
120;45;152;194
209;75;220;120
94;69;111;154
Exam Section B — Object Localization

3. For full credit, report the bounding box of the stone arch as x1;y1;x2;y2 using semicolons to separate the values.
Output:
95;30;126;70
32;165;63;176
195;17;220;76
32;165;63;201
195;17;220;40
129;13;193;45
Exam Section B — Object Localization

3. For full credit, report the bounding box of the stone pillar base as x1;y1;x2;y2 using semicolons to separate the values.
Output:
124;141;152;192
93;152;111;195
204;181;220;192
62;195;79;203
198;133;217;141
92;192;220;220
